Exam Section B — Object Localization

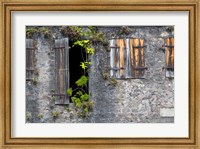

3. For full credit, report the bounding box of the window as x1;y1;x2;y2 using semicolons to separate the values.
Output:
110;38;147;79
26;39;35;81
54;38;88;105
163;36;174;78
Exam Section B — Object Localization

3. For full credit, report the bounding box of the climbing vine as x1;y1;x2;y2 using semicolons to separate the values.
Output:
65;26;117;117
60;26;109;46
66;27;97;117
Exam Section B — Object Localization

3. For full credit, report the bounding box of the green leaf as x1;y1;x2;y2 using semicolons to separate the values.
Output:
71;97;79;103
85;62;91;65
80;62;87;70
80;62;91;70
71;97;82;108
67;88;72;96
73;40;89;48
86;47;94;55
80;94;89;101
84;107;88;113
75;76;88;87
76;90;83;96
75;100;82;108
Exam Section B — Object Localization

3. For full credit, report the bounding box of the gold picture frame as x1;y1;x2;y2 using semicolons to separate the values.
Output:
0;0;199;148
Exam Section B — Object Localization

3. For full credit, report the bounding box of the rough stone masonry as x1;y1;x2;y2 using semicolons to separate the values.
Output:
26;26;174;123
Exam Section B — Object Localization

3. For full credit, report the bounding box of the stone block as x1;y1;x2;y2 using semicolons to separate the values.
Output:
160;107;174;117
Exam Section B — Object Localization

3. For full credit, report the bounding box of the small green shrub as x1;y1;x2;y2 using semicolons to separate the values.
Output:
64;107;72;112
26;112;32;120
52;96;56;101
26;27;50;38
102;73;110;80
26;27;38;37
166;26;174;32
60;26;82;41
118;26;132;35
109;78;118;86
37;113;44;119
34;69;39;76
51;110;61;118
32;77;39;85
38;27;50;38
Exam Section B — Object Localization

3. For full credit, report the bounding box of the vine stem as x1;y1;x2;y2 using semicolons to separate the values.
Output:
80;47;86;62
72;87;87;94
80;47;87;76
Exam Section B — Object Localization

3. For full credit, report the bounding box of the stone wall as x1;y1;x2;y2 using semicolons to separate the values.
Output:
26;26;174;123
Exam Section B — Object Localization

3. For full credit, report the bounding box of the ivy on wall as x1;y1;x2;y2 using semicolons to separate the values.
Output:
26;26;117;118
67;39;94;117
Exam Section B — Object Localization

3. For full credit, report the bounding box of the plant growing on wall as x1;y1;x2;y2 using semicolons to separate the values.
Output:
66;27;96;117
60;26;109;46
26;27;50;38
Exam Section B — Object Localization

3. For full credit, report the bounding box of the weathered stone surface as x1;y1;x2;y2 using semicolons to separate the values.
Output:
160;108;174;117
26;26;174;123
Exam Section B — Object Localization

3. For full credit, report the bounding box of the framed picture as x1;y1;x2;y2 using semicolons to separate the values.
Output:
0;0;199;148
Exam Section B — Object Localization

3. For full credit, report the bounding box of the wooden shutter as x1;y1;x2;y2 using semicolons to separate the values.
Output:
118;39;126;78
110;38;126;78
130;38;146;78
164;37;174;78
26;39;35;81
54;38;69;104
139;39;145;77
133;39;140;77
110;38;146;79
110;39;117;78
125;38;132;78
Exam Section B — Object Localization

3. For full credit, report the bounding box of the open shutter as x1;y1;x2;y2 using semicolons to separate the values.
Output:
110;38;124;78
110;39;117;78
26;39;35;81
110;37;147;79
54;38;69;104
164;36;174;78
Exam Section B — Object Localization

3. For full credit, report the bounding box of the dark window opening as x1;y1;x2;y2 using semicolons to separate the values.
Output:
69;42;88;102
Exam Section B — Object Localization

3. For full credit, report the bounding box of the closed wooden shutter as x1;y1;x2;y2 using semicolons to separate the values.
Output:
54;38;69;104
26;39;35;81
118;39;126;78
110;38;125;78
164;36;174;78
110;38;147;79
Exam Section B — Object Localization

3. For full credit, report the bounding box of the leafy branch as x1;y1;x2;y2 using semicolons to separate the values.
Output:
67;28;95;117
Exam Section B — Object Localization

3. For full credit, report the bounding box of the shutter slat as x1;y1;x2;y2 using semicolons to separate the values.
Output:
133;39;140;78
130;39;135;77
118;39;125;78
139;39;145;77
115;41;120;78
125;38;131;78
170;37;174;67
54;38;69;105
110;39;116;78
